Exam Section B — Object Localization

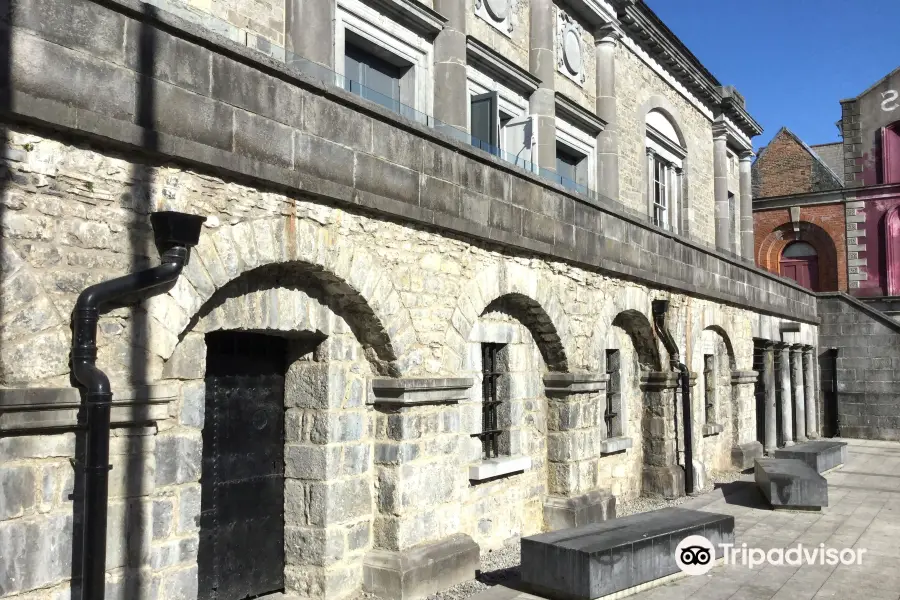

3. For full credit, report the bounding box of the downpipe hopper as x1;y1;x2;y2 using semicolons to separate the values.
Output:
73;211;205;600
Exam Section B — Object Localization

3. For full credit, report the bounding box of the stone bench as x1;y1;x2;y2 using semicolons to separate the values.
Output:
520;507;734;599
755;458;827;510
773;440;847;473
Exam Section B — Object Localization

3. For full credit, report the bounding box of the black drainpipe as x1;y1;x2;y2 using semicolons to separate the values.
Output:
651;299;695;496
831;347;840;438
73;211;205;600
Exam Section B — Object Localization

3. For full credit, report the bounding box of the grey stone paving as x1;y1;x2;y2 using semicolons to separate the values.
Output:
471;439;900;600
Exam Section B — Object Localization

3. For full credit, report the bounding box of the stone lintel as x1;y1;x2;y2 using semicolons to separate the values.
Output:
599;436;633;455
468;454;531;481
731;370;759;385
543;489;616;531
363;533;479;600
364;0;448;37
543;372;608;396
370;377;473;406
0;384;177;431
639;371;679;391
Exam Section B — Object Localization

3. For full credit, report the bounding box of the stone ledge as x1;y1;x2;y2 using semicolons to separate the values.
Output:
702;422;725;436
0;384;178;431
731;370;759;385
599;435;633;454
640;371;680;391
731;441;763;470
370;378;473;406
363;533;479;600
468;455;531;481
543;372;608;396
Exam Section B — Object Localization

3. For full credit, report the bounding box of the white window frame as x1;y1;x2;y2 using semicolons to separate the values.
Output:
466;66;528;155
555;116;597;190
335;0;434;115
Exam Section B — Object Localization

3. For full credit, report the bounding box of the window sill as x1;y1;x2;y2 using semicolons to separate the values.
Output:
600;436;633;455
702;423;725;437
468;455;532;482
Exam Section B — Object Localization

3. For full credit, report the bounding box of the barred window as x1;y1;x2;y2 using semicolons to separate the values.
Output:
704;354;716;424
605;349;622;438
474;344;505;459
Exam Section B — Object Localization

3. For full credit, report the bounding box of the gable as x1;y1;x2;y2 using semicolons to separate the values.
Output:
752;128;843;199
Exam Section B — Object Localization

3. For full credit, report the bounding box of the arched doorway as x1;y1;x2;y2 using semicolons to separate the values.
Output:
780;242;819;290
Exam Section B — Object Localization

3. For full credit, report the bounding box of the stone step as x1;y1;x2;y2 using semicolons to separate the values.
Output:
520;507;734;600
773;440;847;473
755;458;828;509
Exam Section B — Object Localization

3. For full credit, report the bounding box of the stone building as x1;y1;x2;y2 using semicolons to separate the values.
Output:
0;0;820;599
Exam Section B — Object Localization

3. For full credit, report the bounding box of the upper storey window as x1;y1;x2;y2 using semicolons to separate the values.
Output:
646;110;686;232
883;122;900;184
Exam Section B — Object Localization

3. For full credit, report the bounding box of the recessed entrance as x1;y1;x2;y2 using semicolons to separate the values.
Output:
779;241;819;291
198;331;288;600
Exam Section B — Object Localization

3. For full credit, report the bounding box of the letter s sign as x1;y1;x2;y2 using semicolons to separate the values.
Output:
882;90;899;112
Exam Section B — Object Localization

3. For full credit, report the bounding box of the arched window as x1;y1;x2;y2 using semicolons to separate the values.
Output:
646;110;686;232
780;242;819;290
883;122;900;184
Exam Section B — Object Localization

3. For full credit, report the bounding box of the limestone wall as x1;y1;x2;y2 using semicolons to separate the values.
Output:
0;123;818;599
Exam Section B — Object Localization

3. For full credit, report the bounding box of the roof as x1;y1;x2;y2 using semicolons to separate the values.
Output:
809;142;844;183
842;65;900;102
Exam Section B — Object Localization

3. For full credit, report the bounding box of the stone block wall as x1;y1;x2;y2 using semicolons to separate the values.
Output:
818;294;900;440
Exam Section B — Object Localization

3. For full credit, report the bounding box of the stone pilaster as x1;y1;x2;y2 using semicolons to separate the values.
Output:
364;378;478;600
729;370;762;469
739;151;754;260
791;346;807;442
713;129;731;252
433;0;468;129
803;346;818;438
640;371;684;498
776;343;794;446
760;341;777;455
529;0;556;172
542;373;616;531
595;25;620;200
285;0;334;77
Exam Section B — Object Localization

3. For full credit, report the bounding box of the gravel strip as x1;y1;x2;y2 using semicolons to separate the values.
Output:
352;470;750;600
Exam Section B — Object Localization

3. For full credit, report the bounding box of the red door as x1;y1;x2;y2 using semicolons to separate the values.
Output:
780;256;819;290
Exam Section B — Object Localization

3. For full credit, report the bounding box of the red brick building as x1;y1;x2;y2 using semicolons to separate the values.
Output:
753;68;900;313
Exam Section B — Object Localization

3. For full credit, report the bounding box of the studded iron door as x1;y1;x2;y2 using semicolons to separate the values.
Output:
199;332;287;600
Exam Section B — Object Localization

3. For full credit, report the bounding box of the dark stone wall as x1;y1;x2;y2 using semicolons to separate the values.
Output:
818;293;900;440
2;0;819;323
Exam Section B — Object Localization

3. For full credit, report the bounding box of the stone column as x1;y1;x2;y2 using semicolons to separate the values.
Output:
791;346;807;442
739;151;755;260
730;370;763;469
776;343;794;446
713;130;731;252
762;342;777;455
433;0;468;129
641;371;684;498
529;0;556;172
543;373;616;531
803;346;818;438
595;25;619;199
285;0;334;77
364;378;479;600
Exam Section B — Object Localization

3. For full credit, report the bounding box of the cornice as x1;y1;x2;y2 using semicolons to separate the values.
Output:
556;0;618;28
466;36;542;96
361;0;448;38
555;92;606;135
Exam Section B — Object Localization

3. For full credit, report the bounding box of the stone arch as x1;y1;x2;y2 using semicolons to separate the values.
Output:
144;217;414;375
450;263;571;372
757;220;839;291
691;323;737;371
610;310;662;371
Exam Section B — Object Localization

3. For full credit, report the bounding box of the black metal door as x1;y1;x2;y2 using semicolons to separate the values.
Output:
199;332;287;600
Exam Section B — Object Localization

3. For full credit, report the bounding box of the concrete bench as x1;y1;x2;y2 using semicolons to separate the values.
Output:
755;458;827;510
774;440;847;473
520;507;734;600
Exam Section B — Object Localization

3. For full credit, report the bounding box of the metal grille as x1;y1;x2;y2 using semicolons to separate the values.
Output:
753;341;766;445
605;349;620;438
704;354;715;424
474;344;503;459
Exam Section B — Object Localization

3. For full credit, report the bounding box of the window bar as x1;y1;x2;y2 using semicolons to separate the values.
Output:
477;344;503;459
605;350;619;438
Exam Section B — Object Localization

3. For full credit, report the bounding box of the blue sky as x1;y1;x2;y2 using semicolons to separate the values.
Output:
646;0;900;151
